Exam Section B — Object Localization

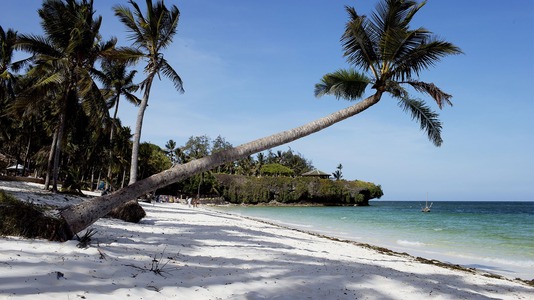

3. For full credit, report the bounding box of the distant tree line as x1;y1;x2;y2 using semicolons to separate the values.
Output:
214;174;383;206
158;135;318;197
157;135;383;205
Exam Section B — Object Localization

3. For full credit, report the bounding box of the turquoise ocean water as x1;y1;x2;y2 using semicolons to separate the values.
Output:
213;201;534;280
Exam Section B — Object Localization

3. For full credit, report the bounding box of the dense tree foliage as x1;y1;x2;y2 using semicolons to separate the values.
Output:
214;174;383;206
0;1;156;192
0;1;126;191
157;135;325;198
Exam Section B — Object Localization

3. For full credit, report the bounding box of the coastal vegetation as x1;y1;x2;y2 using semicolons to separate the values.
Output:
0;0;461;241
214;174;383;206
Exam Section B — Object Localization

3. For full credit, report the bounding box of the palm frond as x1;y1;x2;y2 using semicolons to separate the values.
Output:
90;68;108;85
314;69;370;101
10;57;32;73
76;69;96;98
16;34;61;58
28;71;63;89
342;6;379;77
98;38;117;54
113;3;143;46
381;26;430;65
123;91;141;106
123;68;138;85
105;46;144;65
159;59;184;93
407;81;453;109
390;38;463;80
397;96;443;146
401;1;426;27
372;0;422;35
155;3;180;52
79;81;111;128
384;80;408;98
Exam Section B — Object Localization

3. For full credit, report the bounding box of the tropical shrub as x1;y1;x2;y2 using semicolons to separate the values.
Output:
260;163;295;177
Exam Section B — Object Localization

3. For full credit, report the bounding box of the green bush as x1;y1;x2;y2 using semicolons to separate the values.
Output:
260;163;295;177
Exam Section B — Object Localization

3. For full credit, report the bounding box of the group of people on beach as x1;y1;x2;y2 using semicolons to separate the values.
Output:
186;197;200;208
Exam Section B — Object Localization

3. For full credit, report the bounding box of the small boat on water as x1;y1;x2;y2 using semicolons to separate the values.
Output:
422;193;432;212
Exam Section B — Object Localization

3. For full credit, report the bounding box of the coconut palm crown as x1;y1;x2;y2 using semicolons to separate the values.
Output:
315;0;462;146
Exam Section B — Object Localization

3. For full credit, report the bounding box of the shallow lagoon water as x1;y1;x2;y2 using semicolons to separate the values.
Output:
213;201;534;280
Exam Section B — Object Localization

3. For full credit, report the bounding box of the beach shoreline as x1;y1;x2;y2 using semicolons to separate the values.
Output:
208;206;534;281
210;203;534;282
1;181;533;299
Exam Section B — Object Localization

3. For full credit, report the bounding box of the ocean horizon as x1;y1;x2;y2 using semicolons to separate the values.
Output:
212;201;534;280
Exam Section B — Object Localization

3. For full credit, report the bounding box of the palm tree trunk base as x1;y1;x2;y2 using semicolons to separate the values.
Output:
106;200;146;223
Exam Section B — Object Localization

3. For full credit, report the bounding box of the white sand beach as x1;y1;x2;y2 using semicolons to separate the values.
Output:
1;181;533;299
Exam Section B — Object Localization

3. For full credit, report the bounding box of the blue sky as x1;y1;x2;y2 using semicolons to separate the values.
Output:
2;1;533;201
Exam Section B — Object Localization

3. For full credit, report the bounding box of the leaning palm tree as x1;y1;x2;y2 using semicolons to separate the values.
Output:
53;0;462;240
113;0;184;185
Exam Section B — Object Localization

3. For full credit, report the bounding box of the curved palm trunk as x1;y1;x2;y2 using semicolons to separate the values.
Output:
60;91;382;237
129;75;155;185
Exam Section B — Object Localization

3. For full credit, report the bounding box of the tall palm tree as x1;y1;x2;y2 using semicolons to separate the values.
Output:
16;0;116;191
332;164;343;181
255;152;266;176
93;58;140;187
57;0;461;239
113;0;184;185
96;58;140;141
164;139;178;166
